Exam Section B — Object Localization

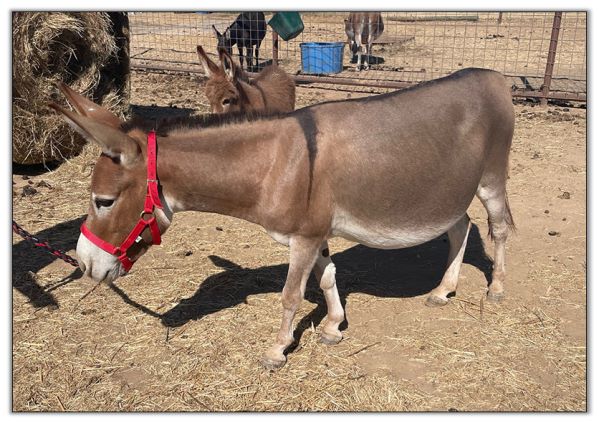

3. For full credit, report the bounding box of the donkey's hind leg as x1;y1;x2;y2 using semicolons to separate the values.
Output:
313;241;344;345
476;185;514;302
426;214;471;307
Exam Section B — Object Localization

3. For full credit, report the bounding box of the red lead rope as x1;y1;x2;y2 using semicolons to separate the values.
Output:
79;131;164;272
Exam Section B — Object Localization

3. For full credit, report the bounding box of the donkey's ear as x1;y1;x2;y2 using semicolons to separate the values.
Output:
212;24;222;38
196;45;221;77
57;82;123;129
49;103;140;166
218;48;238;81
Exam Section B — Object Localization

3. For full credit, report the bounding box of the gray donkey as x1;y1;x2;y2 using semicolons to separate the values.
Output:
345;12;385;70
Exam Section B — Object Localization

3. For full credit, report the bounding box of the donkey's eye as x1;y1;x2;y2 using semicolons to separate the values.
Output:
95;198;115;209
222;98;231;106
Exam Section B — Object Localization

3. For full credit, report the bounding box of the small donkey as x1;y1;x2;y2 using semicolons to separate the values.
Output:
197;45;295;114
213;12;267;71
344;12;384;71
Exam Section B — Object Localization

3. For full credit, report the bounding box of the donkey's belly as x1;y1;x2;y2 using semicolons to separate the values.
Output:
331;208;458;249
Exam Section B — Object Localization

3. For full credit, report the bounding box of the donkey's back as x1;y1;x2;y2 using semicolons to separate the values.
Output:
251;65;296;113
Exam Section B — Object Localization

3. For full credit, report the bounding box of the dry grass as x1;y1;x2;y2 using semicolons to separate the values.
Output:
12;71;586;411
12;12;129;165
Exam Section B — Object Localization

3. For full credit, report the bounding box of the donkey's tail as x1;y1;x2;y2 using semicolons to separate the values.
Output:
504;191;516;231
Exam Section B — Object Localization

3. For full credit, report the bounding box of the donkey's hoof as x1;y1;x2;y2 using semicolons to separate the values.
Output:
425;295;449;307
320;332;343;345
261;355;287;371
487;291;505;302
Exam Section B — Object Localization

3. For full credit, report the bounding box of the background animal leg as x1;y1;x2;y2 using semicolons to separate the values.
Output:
237;45;245;69
254;42;261;70
426;214;471;306
365;24;374;70
312;241;344;345
261;236;321;370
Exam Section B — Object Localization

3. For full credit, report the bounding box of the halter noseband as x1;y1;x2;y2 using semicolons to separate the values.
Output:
80;131;163;272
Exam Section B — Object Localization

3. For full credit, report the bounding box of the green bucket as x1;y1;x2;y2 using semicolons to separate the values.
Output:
268;12;304;41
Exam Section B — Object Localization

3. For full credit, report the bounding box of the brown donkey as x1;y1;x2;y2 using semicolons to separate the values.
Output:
197;45;295;114
51;68;515;370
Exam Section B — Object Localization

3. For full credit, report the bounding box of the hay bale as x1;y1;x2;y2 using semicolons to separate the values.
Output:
12;12;130;165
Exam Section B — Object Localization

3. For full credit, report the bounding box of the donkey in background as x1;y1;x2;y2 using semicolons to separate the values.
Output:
344;12;384;71
213;12;267;71
197;45;295;114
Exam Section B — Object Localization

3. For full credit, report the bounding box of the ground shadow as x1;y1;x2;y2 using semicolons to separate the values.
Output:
246;58;273;73
349;54;385;65
156;223;492;333
129;104;196;122
13;162;61;176
12;216;85;308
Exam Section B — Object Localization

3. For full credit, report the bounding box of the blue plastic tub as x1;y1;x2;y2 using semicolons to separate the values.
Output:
300;42;345;74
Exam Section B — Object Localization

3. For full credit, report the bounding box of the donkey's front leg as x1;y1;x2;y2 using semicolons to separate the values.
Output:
262;236;322;370
237;45;245;69
313;241;344;345
254;42;261;70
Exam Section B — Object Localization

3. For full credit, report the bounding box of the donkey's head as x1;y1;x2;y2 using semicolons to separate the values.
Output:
212;25;233;56
50;84;171;283
197;45;244;114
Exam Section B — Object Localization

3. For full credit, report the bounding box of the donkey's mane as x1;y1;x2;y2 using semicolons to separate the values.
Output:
121;109;289;136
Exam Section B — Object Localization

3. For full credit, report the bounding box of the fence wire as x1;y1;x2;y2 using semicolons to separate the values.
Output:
129;11;586;101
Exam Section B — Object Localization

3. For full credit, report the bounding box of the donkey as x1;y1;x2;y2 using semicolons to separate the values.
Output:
196;45;295;114
344;12;384;71
213;12;267;71
51;68;515;370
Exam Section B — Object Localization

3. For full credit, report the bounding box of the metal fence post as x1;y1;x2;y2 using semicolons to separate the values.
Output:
540;12;563;106
498;12;503;24
272;31;279;66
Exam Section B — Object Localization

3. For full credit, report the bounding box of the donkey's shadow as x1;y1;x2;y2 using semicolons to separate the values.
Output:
156;223;492;334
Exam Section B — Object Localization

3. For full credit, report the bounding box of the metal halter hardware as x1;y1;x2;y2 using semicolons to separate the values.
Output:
80;131;163;272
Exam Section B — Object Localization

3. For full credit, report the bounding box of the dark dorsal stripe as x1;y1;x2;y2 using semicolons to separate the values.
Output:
121;109;288;136
295;109;318;205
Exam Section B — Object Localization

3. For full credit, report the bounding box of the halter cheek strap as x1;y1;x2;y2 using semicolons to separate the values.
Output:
80;131;163;272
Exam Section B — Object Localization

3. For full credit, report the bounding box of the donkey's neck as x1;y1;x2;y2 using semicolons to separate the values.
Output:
155;121;277;224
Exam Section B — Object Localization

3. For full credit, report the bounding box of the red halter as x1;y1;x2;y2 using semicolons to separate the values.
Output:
80;131;163;272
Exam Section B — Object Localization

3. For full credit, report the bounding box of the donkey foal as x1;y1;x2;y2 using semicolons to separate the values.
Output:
197;45;295;114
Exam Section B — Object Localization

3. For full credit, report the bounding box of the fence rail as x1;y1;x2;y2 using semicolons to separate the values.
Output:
129;11;586;102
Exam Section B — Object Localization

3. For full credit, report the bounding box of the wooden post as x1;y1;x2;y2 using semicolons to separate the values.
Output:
498;12;503;24
540;12;562;106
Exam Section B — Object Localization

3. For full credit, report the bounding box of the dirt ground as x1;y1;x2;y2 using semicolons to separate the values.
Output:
12;70;586;411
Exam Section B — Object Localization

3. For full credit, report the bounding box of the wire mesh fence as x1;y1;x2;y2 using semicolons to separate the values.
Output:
129;11;586;102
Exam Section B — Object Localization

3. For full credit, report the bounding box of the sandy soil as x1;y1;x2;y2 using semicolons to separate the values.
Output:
12;70;586;411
